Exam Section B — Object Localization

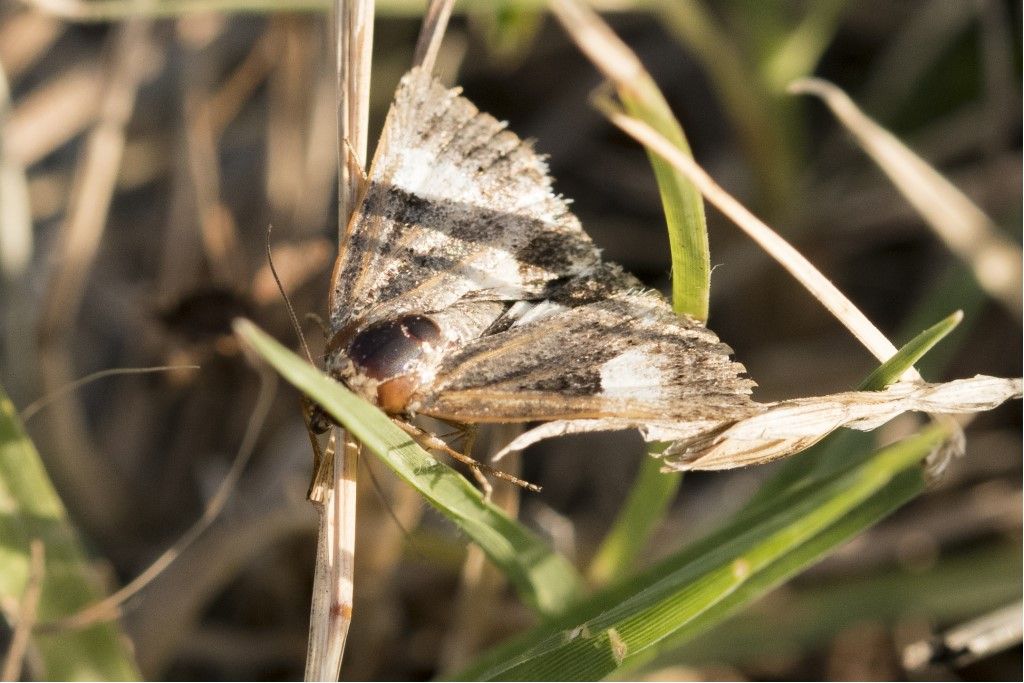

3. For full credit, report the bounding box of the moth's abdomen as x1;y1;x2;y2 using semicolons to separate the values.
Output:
339;314;442;413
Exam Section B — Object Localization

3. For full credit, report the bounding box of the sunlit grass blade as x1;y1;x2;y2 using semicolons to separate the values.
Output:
647;539;1020;673
551;0;709;321
0;385;140;680
858;309;962;391
233;319;584;616
456;425;949;681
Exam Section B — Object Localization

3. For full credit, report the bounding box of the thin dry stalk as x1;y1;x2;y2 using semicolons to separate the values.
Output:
304;434;359;681
303;0;374;679
0;61;35;405
903;601;1023;671
4;64;103;168
184;93;244;288
0;62;32;280
336;0;374;236
19;365;199;422
266;19;318;223
0;11;64;80
38;18;152;334
411;0;454;74
590;97;975;476
297;68;340;231
1;540;45;682
205;28;278;139
551;0;913;375
789;77;1022;317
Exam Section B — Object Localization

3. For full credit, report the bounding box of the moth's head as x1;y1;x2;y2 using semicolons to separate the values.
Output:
327;314;443;414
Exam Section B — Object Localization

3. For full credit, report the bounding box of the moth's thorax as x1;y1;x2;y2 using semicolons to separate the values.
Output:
327;314;444;414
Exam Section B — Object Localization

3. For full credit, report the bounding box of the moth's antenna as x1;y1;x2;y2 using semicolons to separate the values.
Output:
412;0;454;74
266;224;316;366
20;365;200;422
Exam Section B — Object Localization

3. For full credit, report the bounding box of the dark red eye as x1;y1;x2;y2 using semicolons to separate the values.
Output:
347;314;441;380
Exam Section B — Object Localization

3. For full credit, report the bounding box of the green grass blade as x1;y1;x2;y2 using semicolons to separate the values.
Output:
0;386;141;680
618;81;710;321
233;319;585;616
584;80;701;581
456;425;948;681
858;309;962;390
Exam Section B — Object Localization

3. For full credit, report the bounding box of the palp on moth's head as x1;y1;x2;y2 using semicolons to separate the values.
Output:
325;313;443;414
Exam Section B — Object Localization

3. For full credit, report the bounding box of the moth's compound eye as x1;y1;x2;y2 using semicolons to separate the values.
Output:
347;314;442;382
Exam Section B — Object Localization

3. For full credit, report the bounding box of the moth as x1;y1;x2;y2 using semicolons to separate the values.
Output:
311;66;1022;480
316;66;759;477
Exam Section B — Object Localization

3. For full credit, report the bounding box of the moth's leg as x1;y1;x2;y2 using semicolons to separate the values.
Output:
393;420;540;493
301;396;335;502
396;420;491;496
457;425;491;499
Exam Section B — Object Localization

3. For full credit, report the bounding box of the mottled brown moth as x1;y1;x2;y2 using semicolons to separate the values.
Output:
316;66;758;467
316;67;1021;476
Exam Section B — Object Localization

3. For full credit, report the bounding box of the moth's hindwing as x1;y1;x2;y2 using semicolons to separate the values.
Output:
410;275;758;426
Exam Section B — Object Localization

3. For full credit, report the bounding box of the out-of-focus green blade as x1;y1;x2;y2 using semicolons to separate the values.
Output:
233;319;584;616
0;386;141;680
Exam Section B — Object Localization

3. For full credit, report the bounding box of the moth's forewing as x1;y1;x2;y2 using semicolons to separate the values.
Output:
328;68;600;335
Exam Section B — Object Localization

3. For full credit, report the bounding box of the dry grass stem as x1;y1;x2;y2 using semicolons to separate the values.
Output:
32;18;154;541
549;0;644;85
303;1;375;679
903;600;1023;671
4;64;102;168
38;19;153;336
336;0;374;235
1;540;45;682
789;77;1022;317
304;435;359;681
0;63;33;279
411;0;454;74
18;365;200;422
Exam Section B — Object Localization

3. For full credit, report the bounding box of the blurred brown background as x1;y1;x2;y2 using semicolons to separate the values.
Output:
0;1;1020;680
